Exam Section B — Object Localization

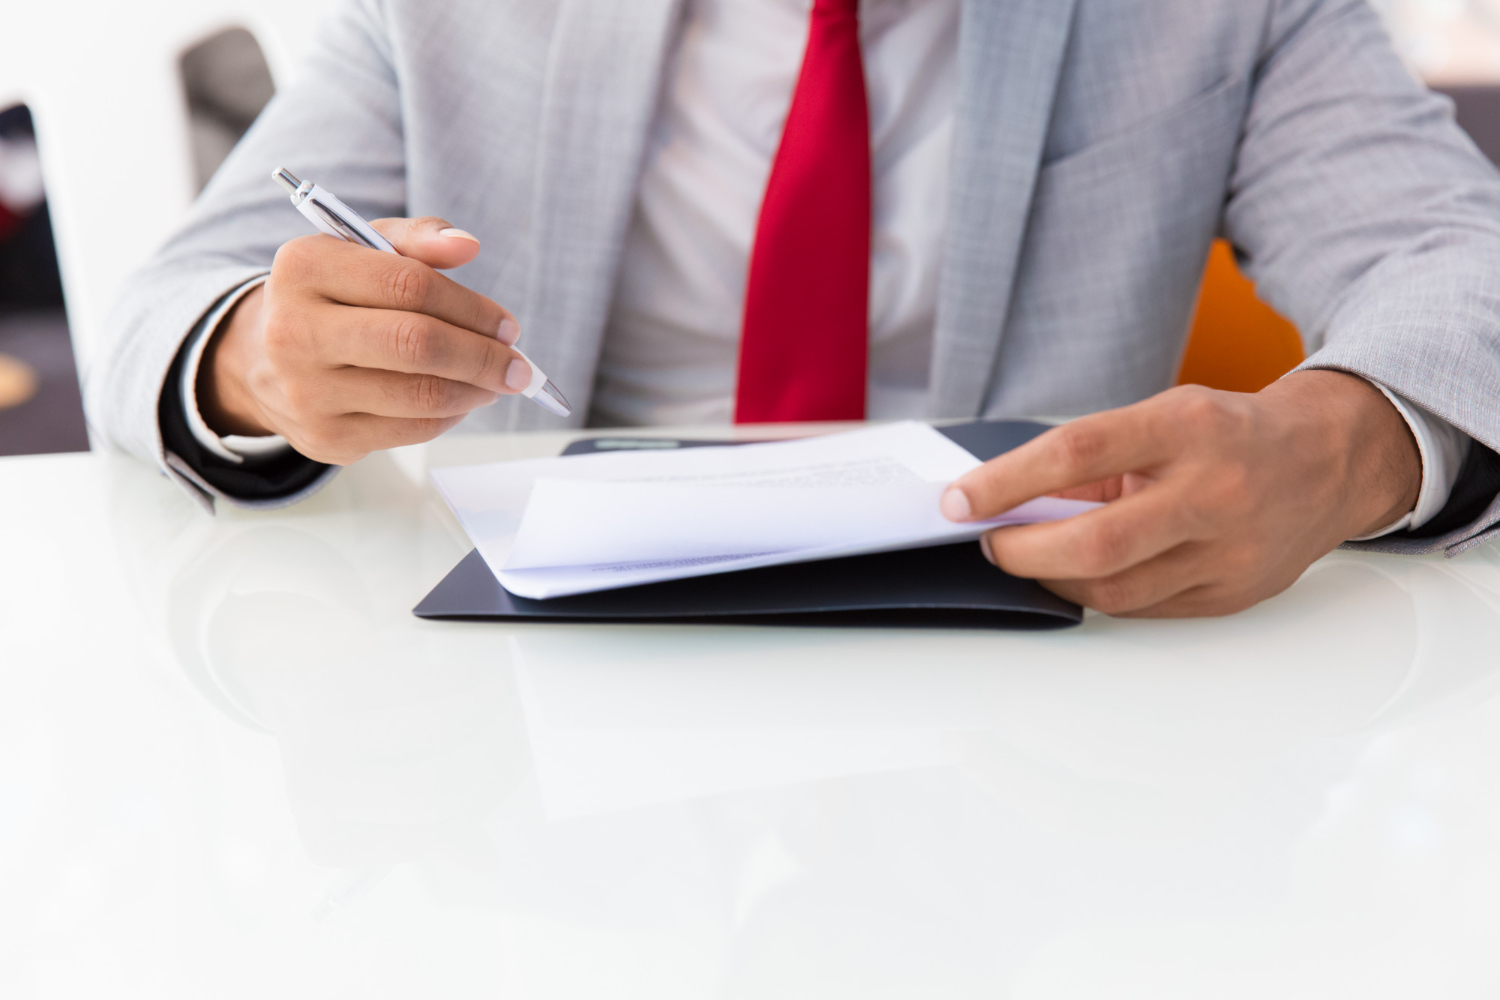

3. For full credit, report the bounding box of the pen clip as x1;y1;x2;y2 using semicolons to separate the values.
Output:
305;198;375;248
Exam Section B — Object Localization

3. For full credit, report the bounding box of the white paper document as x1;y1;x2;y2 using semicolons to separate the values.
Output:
431;422;1099;600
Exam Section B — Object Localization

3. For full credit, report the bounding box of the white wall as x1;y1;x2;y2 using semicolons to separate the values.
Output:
1375;0;1500;83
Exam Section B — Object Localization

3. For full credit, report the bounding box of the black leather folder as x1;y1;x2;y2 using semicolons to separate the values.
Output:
414;420;1083;629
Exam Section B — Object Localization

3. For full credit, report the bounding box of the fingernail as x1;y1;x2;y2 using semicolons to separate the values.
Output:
439;228;480;244
497;318;521;345
505;358;532;392
940;487;972;522
980;534;996;566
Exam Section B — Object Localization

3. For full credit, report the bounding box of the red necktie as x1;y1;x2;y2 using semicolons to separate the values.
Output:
735;0;872;424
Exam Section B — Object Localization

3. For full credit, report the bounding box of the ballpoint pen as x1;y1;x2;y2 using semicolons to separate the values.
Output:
271;167;572;418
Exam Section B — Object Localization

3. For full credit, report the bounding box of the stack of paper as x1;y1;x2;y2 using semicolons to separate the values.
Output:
432;422;1098;600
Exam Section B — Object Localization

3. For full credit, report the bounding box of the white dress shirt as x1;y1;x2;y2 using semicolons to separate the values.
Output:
183;0;1469;534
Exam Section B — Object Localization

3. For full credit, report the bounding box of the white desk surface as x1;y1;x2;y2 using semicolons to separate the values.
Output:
5;430;1500;999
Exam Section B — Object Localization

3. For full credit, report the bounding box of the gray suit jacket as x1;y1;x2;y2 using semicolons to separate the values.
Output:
92;0;1500;554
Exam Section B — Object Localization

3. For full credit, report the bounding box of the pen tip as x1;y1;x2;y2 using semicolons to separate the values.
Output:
537;381;572;418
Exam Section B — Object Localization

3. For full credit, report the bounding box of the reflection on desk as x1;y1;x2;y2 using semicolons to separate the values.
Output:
4;432;1500;998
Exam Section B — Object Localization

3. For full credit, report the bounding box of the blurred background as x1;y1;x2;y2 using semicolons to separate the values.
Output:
0;8;290;458
2;0;1500;458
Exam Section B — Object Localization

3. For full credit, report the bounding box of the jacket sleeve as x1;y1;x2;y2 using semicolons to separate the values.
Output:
85;0;405;508
1225;0;1500;555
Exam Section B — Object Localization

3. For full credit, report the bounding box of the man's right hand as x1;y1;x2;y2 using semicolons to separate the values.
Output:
198;217;531;466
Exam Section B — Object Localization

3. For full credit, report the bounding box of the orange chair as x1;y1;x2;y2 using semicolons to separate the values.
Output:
1178;240;1305;392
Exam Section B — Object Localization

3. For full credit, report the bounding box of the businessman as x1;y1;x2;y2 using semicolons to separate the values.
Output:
93;0;1500;617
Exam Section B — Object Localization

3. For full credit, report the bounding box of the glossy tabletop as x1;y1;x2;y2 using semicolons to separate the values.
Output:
5;430;1500;998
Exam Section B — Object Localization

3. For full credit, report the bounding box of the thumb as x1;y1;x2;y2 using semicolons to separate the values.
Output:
370;216;481;270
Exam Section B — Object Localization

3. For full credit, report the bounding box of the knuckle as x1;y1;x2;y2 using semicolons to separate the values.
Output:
281;378;320;416
412;374;456;414
408;416;451;441
1082;576;1136;616
1076;523;1129;575
1198;587;1258;619
259;311;298;358
386;315;436;370
387;417;450;449
468;342;504;387
1170;385;1246;437
244;365;281;405
1170;383;1219;417
292;429;340;464
1053;423;1107;472
382;260;431;312
259;322;288;360
271;236;324;286
273;236;337;290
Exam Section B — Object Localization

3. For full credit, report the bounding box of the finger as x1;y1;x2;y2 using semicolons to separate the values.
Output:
370;216;483;271
941;405;1175;522
1034;541;1216;616
981;478;1200;580
287;413;468;466
313;368;499;420
1049;477;1125;503
1111;551;1309;619
1114;584;1249;619
274;235;519;343
309;306;531;394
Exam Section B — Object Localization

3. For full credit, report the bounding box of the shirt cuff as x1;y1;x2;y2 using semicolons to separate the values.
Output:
178;274;291;465
1350;381;1473;541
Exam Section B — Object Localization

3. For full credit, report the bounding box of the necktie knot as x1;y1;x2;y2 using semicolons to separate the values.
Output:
813;0;860;19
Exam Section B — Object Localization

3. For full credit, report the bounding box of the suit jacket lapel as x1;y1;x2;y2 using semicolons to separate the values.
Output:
514;0;683;430
928;0;1079;419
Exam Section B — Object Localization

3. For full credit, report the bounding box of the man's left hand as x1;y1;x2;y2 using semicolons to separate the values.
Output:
939;371;1422;618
